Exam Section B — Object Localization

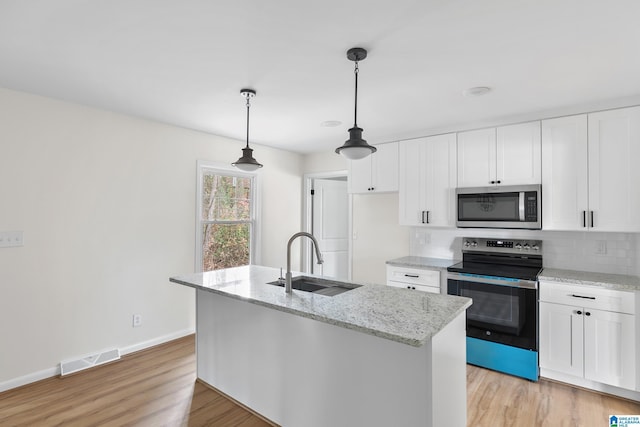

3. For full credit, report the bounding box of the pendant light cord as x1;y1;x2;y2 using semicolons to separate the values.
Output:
353;61;359;127
245;94;251;149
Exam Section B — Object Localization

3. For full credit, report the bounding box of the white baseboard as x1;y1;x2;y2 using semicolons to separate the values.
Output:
119;328;194;356
0;328;195;394
540;369;640;402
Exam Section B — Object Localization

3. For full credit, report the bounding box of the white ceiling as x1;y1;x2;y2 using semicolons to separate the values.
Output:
2;0;640;154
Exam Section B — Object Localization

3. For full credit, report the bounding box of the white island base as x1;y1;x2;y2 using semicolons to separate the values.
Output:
196;289;467;427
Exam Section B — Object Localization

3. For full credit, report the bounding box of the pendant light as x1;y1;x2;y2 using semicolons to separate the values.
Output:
335;47;377;160
232;88;263;171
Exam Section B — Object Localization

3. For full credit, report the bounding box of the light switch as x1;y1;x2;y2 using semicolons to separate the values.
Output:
0;231;24;248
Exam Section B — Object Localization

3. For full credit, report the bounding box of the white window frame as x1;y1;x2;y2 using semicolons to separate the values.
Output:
195;160;261;272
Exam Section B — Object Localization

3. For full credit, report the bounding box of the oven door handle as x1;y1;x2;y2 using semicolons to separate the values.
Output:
447;272;538;289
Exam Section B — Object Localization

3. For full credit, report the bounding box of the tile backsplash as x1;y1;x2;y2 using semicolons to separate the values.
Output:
410;228;639;276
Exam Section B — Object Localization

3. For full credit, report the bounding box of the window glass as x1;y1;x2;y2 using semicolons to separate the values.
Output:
198;169;255;271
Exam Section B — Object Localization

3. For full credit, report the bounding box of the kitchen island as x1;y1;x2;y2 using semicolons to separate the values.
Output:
170;265;472;427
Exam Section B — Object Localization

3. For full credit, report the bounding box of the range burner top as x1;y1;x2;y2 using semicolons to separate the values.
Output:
447;237;543;281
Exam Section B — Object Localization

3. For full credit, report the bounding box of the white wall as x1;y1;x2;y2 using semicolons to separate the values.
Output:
302;151;409;285
0;88;303;389
352;193;410;284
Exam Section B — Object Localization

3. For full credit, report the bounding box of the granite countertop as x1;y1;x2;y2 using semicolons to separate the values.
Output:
170;265;471;347
539;268;640;292
386;256;459;270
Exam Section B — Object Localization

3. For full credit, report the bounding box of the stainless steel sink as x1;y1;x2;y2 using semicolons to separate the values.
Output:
268;276;361;296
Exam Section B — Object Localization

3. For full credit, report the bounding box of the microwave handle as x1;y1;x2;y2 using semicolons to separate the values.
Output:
519;192;525;221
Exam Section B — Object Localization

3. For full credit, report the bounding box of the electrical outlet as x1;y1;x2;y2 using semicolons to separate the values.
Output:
132;314;142;327
596;240;607;255
0;231;24;248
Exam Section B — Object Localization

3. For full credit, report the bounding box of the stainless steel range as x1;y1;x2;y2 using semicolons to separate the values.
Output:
447;237;543;381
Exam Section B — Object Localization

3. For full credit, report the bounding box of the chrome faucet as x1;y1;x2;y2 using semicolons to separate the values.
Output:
286;232;324;293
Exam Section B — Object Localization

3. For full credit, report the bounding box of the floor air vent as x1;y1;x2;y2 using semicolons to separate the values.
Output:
60;348;121;376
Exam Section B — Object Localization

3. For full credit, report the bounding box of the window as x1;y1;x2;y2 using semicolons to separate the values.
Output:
196;162;258;272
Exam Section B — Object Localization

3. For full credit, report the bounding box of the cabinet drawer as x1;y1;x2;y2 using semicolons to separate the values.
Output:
388;281;440;294
539;280;635;314
386;265;440;288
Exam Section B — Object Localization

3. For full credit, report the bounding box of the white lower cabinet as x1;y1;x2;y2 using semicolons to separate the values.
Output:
386;265;441;294
539;281;637;391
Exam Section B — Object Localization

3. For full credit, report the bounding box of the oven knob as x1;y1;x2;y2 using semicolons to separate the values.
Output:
523;244;530;250
464;241;470;248
515;243;522;250
471;241;478;247
532;244;540;251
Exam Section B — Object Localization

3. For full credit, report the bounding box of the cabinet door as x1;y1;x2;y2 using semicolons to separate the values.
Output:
584;308;636;390
541;115;589;230
348;156;372;193
372;142;399;193
399;135;457;227
588;107;640;232
496;121;541;185
539;302;584;378
424;133;457;227
398;138;425;225
457;128;496;187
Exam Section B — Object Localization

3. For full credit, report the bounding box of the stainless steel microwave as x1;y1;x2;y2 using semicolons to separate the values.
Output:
456;184;541;229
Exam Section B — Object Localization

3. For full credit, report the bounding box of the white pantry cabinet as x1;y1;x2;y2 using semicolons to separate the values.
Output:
457;121;541;188
386;265;441;294
542;107;640;232
539;281;637;391
398;134;457;227
348;142;398;194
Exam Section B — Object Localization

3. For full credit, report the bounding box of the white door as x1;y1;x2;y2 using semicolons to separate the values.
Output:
398;138;424;226
457;128;496;187
541;115;589;230
312;179;349;280
348;157;372;194
496;121;541;185
371;142;399;193
588;106;640;232
539;302;584;378
583;308;636;390
424;133;457;227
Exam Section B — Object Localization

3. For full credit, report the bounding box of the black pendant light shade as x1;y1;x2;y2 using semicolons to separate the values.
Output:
335;47;377;160
233;88;263;171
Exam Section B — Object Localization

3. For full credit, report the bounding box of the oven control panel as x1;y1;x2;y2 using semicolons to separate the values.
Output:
463;238;542;253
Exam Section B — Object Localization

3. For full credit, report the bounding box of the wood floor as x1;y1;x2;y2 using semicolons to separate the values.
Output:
1;335;639;427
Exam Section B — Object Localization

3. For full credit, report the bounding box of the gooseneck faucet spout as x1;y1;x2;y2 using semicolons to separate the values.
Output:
286;232;324;293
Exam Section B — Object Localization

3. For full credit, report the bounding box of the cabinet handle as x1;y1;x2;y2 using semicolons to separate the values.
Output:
590;211;594;228
406;286;411;289
571;294;596;300
585;312;591;316
405;274;419;278
426;211;430;224
490;180;496;184
582;211;587;228
496;180;501;184
421;211;426;224
576;310;583;315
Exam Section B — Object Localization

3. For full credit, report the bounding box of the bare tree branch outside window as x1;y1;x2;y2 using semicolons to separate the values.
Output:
201;173;253;271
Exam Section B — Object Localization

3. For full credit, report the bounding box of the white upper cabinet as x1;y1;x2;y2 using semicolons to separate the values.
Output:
542;115;589;230
457;121;541;187
399;134;457;227
457;128;496;187
496;122;542;185
542;107;640;232
348;142;398;194
588;107;640;232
